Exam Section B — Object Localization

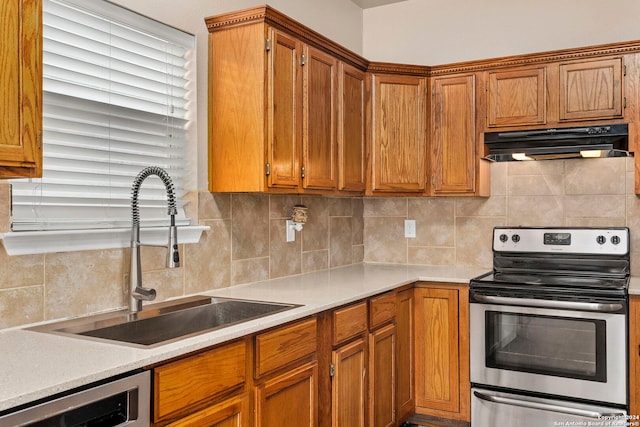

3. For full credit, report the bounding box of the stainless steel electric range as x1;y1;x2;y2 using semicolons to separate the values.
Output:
470;227;630;427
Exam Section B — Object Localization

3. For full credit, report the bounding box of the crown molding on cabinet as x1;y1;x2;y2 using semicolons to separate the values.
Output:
205;5;368;70
206;5;640;78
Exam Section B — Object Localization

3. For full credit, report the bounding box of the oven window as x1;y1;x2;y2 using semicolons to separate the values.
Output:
485;311;607;382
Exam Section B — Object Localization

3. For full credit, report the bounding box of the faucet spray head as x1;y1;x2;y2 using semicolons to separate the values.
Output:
168;215;180;268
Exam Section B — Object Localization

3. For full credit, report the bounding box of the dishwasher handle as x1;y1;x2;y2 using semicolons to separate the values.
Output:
474;390;626;419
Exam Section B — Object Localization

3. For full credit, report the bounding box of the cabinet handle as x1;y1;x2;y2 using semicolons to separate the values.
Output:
265;163;271;176
301;166;306;179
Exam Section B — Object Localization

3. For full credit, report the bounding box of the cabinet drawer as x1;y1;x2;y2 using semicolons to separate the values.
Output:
255;317;317;377
333;301;367;345
369;292;396;329
154;340;246;422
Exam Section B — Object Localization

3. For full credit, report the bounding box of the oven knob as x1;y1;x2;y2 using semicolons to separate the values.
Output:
499;234;508;243
511;234;520;243
596;235;606;245
611;235;621;245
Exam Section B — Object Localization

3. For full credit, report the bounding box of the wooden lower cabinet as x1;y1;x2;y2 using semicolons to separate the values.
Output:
414;283;470;422
369;323;397;427
165;394;249;427
332;338;367;427
629;296;640;416
149;284;470;427
152;340;247;425
395;289;414;423
255;361;319;427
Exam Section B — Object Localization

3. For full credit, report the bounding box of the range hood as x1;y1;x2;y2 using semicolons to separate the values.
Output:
484;124;631;161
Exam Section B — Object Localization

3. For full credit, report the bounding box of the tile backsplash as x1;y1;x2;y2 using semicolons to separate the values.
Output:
364;157;640;272
0;194;364;328
1;157;639;329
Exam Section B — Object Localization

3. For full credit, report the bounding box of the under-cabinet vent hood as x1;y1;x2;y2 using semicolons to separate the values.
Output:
484;124;631;161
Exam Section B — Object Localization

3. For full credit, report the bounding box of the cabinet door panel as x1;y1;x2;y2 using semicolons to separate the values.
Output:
487;67;546;127
431;74;475;194
630;297;640;416
371;74;427;193
415;287;463;415
154;340;246;422
396;289;414;422
255;362;318;427
559;57;623;121
0;0;41;177
332;338;366;427
303;46;337;190
267;29;301;189
369;323;396;427
166;394;249;427
338;63;366;192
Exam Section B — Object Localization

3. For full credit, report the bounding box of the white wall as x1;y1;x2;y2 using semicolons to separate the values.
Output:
363;0;640;65
109;0;363;190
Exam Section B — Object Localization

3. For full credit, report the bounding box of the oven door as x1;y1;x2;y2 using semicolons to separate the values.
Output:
470;296;627;404
472;387;628;427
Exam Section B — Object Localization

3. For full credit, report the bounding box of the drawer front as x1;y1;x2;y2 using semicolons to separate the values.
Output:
255;317;317;377
154;340;246;421
369;291;396;329
333;301;367;345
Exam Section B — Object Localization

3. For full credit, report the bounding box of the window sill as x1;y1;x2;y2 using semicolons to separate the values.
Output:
0;225;209;256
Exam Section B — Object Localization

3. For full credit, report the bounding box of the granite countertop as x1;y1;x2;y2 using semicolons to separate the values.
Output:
0;263;485;413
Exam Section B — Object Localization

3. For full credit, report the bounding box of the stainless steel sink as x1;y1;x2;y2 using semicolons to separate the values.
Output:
30;296;300;348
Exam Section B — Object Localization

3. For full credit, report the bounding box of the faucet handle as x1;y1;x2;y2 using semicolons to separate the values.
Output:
133;286;157;302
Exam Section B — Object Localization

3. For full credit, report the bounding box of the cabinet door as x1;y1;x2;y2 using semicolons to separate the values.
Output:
630;296;640;416
302;46;337;190
431;74;475;194
559;57;623;121
369;323;396;427
396;288;414;423
338;63;366;192
165;394;249;427
414;286;470;421
487;67;546;127
267;29;302;189
0;0;42;178
255;361;318;427
370;74;427;193
332;338;366;427
154;340;247;422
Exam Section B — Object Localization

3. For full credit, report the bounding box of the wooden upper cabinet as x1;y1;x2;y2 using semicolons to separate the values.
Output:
302;45;338;190
338;63;366;192
0;0;42;178
268;29;302;189
206;7;367;194
559;57;623;122
370;74;427;193
487;67;546;127
431;74;476;195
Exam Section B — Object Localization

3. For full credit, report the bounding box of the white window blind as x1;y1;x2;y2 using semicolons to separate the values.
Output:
10;0;195;231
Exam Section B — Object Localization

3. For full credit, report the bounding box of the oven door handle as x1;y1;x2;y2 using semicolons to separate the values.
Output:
472;294;624;312
473;390;625;419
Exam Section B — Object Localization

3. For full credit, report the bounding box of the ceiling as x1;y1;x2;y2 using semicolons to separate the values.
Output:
349;0;407;9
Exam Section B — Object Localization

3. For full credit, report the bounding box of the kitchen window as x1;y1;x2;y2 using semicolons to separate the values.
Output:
4;0;203;255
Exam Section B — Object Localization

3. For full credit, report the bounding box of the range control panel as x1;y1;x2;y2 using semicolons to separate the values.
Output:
493;227;629;255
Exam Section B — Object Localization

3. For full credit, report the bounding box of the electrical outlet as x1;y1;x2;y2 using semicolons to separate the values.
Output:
286;220;296;242
404;219;416;238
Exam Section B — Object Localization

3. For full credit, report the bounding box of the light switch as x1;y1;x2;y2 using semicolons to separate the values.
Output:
404;219;416;238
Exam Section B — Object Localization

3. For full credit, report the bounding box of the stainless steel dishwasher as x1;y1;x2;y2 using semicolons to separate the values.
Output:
0;371;150;426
